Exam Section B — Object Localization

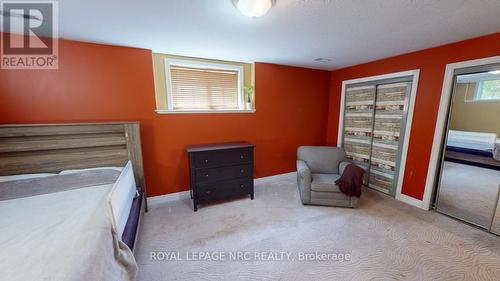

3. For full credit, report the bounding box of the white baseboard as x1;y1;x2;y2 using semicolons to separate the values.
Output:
398;193;425;209
254;172;296;184
148;171;428;210
148;172;297;205
148;190;190;205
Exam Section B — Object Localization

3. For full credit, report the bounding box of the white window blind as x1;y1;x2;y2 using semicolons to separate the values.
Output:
169;64;241;110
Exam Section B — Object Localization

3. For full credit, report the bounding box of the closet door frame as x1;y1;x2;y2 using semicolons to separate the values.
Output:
424;55;500;210
337;70;420;205
433;63;500;231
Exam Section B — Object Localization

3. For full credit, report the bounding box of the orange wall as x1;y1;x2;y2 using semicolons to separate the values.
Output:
0;37;331;196
326;32;500;200
4;32;499;200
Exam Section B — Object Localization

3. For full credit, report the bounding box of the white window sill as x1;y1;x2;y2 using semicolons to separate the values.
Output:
465;99;500;103
155;109;256;114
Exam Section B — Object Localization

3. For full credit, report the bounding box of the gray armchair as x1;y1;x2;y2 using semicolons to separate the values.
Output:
297;146;359;207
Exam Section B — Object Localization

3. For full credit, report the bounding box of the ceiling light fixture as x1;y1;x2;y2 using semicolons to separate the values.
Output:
314;58;332;63
233;0;275;18
488;70;500;75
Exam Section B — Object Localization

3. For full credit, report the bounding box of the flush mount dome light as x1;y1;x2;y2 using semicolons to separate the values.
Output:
233;0;275;17
314;58;332;63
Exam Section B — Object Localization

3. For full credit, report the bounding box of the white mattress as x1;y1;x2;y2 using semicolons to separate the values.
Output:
0;163;137;239
447;130;497;151
0;172;137;280
58;162;137;238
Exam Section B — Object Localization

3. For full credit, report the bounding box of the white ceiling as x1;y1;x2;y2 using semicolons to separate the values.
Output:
6;0;500;70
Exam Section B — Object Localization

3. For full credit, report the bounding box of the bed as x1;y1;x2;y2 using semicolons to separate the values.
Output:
0;122;148;281
445;130;500;170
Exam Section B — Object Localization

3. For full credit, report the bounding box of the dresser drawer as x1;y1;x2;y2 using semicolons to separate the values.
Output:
187;142;255;211
195;164;252;184
192;148;252;168
197;178;253;201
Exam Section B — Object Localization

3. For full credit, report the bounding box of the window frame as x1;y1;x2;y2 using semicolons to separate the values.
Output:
164;58;246;112
473;79;500;102
474;79;500;102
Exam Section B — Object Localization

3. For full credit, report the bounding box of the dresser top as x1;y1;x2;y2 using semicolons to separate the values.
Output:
186;141;255;153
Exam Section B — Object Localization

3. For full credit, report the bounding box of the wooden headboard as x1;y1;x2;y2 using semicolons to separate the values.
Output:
0;122;147;197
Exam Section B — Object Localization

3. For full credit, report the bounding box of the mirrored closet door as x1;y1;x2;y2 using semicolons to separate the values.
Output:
491;191;500;235
435;63;500;233
342;78;412;196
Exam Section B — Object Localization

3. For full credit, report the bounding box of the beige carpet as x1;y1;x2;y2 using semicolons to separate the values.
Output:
437;161;500;228
135;173;500;281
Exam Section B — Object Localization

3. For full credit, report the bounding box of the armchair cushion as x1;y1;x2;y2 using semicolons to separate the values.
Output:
310;173;341;192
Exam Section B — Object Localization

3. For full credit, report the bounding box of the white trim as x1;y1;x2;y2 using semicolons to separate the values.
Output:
147;172;428;210
337;70;421;208
465;99;500;104
254;172;296;184
147;172;297;205
394;72;419;205
148;190;191;205
164;58;245;112
156;109;255;114
423;55;500;210
399;194;424;209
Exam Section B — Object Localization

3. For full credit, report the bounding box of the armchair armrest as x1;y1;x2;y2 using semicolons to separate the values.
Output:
297;160;311;182
297;160;312;204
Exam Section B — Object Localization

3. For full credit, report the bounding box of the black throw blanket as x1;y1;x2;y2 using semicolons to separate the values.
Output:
335;164;365;197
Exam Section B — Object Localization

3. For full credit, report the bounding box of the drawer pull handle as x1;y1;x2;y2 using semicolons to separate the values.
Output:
240;184;245;188
205;174;209;177
240;169;244;173
204;159;209;163
240;155;244;159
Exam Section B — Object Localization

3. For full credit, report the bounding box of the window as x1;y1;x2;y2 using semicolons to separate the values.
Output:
474;79;500;101
165;59;244;112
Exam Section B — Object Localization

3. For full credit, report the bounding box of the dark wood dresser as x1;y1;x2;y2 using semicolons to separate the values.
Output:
187;141;255;211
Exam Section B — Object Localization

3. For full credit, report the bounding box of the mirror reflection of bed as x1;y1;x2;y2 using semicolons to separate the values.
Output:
435;68;500;234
